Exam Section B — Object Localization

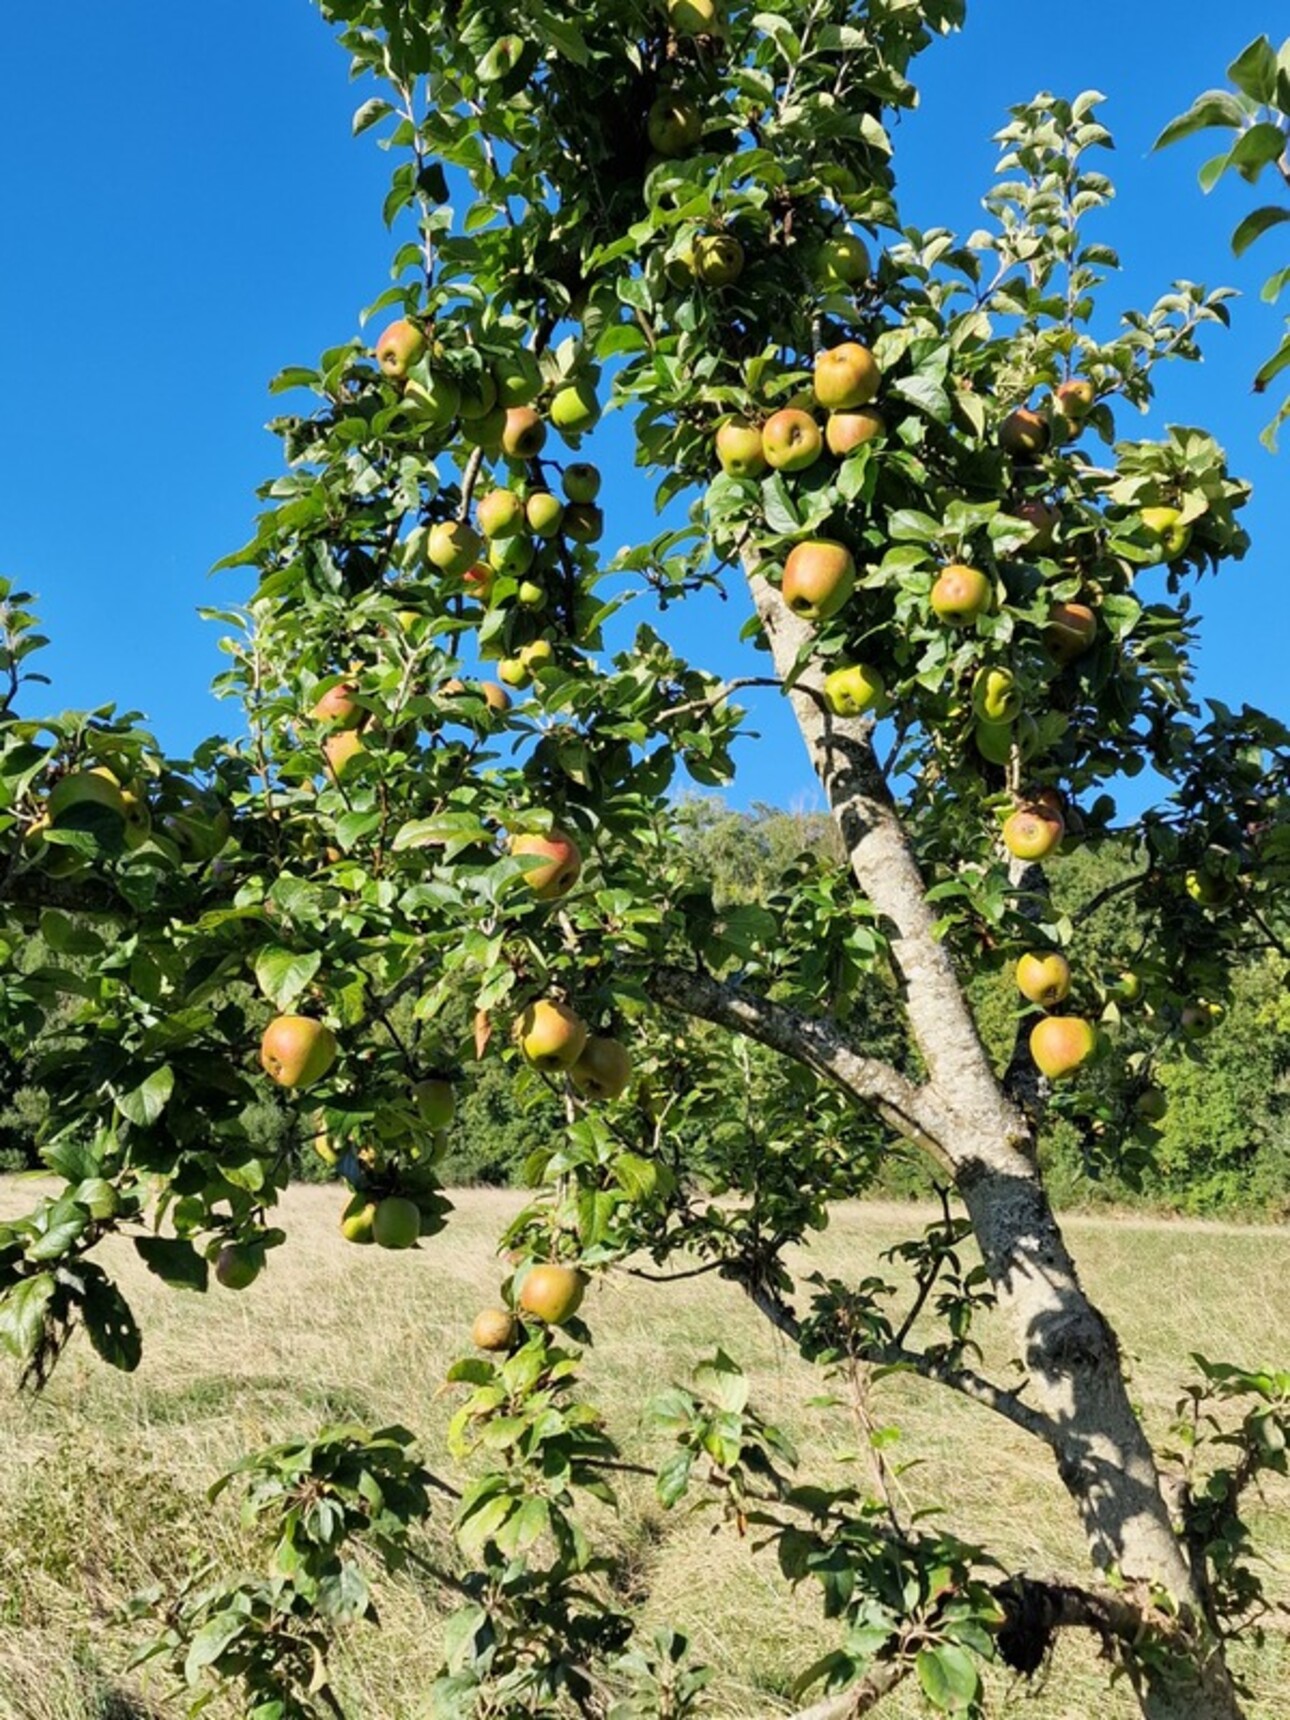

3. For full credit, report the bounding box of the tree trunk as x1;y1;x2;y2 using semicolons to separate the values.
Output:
744;571;1246;1719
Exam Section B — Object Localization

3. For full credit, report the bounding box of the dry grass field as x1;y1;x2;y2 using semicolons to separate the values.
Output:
0;1182;1285;1720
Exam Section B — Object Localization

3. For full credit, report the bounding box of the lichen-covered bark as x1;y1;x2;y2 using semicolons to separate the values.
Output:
713;571;1245;1719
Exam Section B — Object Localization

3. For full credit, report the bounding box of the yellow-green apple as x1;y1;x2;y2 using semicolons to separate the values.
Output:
517;999;587;1071
971;666;1022;725
716;418;767;478
310;681;361;726
428;520;483;575
516;579;546;610
761;408;822;472
518;639;555;675
214;1243;262;1291
1055;378;1095;418
826;408;885;455
323;729;365;781
1113;970;1143;1006
526;491;565;537
1043;601;1097;664
340;1194;377;1245
692;233;744;286
372;1196;421;1250
562;462;602;503
1014;498;1059;552
375;319;425;380
550;380;600;438
1139;505;1191;560
495;350;543;407
498;656;532;690
571;1036;633;1100
260;1016;338;1089
930;563;991;624
782;540;856;621
1181;999;1223;1038
413;1078;456;1129
1029;1016;1097;1078
974;719;1014;766
813;342;881;411
1016;951;1072;1007
815;232;870;287
477;488;526;539
472;1307;518;1351
1002;801;1065;861
1000;407;1050;458
509;828;583;899
823;662;885;717
1185;864;1233;907
488;533;535;577
518;1262;586;1324
563;502;603;543
502;406;547;459
648;96;702;155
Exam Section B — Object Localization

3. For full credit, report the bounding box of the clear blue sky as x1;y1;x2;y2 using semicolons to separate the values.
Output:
1;2;1285;810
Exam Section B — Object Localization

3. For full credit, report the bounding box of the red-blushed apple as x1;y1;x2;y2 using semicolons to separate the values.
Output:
562;462;601;503
428;520;483;575
462;561;495;603
815;232;870;287
472;1307;518;1351
501;406;547;459
480;680;512;712
716;418;768;478
550;379;600;438
693;234;744;286
647;96;703;155
259;1016;338;1089
826;408;885;455
1002;802;1065;861
477;488;526;538
813;342;881;411
1016;951;1072;1007
310;681;361;726
782;540;856;622
1043;601;1097;664
509;828;583;900
562;502;603;543
761;408;823;473
1029;1016;1097;1078
516;999;588;1070
823;662;884;717
1000;407;1050;459
518;1262;586;1324
571;1036;633;1100
930;563;991;624
375;318;425;379
526;490;565;537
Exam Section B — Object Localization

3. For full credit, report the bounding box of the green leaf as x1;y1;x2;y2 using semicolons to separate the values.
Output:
115;1066;175;1128
1153;92;1247;151
81;1269;142;1372
134;1236;210;1292
916;1643;979;1711
1228;37;1280;105
0;1273;55;1363
1231;205;1290;256
254;946;323;1011
656;1448;694;1508
694;1349;748;1414
760;474;802;535
1228;122;1288;178
352;97;394;136
185;1612;247;1681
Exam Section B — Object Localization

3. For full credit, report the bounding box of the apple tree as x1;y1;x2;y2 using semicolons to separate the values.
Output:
1;3;1288;1717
